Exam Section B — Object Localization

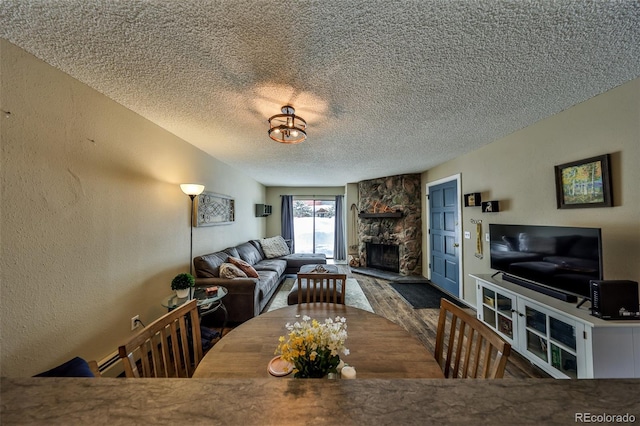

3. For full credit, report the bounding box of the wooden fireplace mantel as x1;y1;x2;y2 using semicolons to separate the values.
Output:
358;212;402;219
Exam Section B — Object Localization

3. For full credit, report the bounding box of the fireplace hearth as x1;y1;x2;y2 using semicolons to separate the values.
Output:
366;243;400;273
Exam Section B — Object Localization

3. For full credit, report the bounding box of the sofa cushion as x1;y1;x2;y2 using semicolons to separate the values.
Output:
256;270;280;301
282;253;327;270
253;258;287;276
236;242;264;266
260;236;291;258
219;262;248;279
228;256;259;278
249;240;266;259
223;246;240;258
194;252;229;278
34;357;96;378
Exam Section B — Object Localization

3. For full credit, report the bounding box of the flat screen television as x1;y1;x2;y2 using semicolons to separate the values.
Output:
489;224;603;303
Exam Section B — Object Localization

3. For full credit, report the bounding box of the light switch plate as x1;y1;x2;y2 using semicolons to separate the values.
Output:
486;233;490;242
464;231;471;239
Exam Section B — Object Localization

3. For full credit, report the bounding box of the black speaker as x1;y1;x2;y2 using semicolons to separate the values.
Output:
590;280;640;320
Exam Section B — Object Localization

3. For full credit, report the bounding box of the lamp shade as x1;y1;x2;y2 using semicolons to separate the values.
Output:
180;184;205;196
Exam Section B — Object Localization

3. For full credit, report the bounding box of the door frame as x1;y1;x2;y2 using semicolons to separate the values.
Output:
425;174;464;298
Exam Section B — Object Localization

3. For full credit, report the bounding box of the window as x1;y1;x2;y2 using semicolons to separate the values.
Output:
293;199;335;258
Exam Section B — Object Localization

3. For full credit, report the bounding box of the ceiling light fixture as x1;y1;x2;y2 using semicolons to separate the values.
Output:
268;105;307;144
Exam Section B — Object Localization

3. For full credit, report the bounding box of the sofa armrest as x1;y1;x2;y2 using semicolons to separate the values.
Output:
195;277;260;323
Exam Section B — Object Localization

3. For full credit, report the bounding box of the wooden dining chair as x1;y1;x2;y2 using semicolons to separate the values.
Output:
118;299;203;378
434;298;512;379
87;360;101;377
296;273;347;304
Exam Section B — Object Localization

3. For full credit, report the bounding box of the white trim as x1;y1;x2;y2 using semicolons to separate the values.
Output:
426;174;464;298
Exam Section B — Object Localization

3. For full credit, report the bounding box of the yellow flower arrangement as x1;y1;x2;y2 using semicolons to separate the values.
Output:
275;315;349;378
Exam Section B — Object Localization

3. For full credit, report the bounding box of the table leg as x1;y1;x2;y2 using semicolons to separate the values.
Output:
219;302;228;336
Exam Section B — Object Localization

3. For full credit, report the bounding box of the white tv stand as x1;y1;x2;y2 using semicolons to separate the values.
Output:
471;274;640;379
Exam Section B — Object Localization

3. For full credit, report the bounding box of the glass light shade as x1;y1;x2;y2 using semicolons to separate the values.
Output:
180;184;205;196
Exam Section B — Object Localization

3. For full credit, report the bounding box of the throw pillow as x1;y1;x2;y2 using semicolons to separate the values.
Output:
219;262;248;279
34;357;96;377
260;236;291;259
228;256;259;278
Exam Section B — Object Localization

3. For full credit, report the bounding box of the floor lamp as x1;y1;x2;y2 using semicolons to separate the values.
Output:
180;184;205;277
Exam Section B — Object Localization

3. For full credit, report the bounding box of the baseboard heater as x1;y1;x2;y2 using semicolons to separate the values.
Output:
502;274;578;303
97;351;125;377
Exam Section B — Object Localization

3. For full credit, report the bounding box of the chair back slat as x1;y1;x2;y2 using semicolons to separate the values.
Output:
297;273;347;305
462;327;475;377
118;299;203;378
434;298;512;379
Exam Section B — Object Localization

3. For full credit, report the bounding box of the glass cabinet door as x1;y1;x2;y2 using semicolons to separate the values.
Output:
525;306;548;362
549;317;578;379
496;293;514;339
482;287;496;328
478;283;516;344
518;299;583;379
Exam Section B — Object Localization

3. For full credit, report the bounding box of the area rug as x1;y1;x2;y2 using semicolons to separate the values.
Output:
266;277;374;313
389;282;465;309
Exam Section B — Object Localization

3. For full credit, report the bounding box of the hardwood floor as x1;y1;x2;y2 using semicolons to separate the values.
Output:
210;263;549;379
340;264;549;379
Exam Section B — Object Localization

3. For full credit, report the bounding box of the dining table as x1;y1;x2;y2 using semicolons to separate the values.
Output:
193;303;445;379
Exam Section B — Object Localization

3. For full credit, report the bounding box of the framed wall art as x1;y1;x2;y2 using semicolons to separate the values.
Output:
481;201;500;213
554;154;612;209
464;192;482;207
194;192;235;226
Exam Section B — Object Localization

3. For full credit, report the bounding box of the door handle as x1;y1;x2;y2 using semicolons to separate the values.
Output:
453;243;460;247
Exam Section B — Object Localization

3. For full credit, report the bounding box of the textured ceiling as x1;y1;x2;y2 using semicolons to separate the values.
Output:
2;1;640;186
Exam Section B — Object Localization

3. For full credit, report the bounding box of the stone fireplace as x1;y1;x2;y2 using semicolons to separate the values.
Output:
357;174;422;276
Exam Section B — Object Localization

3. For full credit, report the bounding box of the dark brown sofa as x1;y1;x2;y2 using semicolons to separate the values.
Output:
193;239;326;323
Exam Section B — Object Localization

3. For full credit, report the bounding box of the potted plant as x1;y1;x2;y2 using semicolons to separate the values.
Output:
171;273;195;298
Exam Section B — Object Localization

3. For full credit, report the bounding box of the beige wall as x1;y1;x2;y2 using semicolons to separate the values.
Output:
422;78;640;306
264;186;346;237
0;40;266;376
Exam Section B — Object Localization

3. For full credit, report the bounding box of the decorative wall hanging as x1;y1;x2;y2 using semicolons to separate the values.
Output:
464;193;482;207
554;154;612;209
471;219;483;259
482;201;500;213
349;203;359;256
194;192;235;226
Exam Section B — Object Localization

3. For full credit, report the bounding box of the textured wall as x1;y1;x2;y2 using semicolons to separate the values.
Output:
357;174;422;276
0;40;266;376
423;78;640;306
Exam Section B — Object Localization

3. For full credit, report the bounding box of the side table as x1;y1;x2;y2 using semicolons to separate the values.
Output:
162;286;228;335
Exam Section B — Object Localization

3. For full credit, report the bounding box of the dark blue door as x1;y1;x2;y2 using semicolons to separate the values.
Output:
429;180;460;296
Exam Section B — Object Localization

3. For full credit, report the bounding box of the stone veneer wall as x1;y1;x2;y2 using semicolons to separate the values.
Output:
358;174;422;276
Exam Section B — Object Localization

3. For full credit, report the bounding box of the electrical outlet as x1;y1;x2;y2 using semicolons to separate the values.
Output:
464;231;471;239
131;315;141;331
